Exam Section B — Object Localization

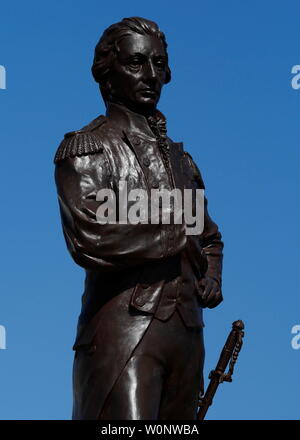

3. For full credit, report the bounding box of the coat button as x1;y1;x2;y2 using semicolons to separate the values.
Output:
135;296;146;306
151;180;159;189
132;136;141;146
143;157;150;167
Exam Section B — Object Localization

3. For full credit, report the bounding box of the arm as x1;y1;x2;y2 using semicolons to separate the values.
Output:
54;136;187;272
197;195;224;308
200;195;224;287
184;152;224;308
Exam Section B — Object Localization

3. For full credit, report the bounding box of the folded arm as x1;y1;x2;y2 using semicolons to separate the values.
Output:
55;147;186;272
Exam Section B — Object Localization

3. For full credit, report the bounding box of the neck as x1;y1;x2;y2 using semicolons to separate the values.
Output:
107;97;157;118
105;101;156;139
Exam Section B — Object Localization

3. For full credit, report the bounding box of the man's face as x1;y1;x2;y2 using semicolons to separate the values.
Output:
106;33;168;113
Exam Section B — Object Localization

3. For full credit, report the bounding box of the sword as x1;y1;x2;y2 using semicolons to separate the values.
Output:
197;320;245;420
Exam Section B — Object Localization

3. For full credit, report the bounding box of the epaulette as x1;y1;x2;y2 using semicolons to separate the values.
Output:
184;151;206;189
54;115;106;164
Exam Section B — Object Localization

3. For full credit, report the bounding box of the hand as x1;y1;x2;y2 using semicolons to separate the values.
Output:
196;276;223;309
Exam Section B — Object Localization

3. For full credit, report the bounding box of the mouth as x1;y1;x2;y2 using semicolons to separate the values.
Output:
139;89;157;98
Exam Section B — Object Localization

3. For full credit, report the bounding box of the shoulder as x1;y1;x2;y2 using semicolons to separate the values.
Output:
54;115;107;164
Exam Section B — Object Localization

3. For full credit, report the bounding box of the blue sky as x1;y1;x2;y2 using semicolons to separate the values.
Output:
0;0;299;420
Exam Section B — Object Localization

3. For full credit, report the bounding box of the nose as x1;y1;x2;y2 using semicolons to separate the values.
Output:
144;60;158;81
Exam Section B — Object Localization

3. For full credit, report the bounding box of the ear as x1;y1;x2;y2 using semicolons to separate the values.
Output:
99;80;112;104
102;78;113;101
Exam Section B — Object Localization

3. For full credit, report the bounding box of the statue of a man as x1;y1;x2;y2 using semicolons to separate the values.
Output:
54;17;223;420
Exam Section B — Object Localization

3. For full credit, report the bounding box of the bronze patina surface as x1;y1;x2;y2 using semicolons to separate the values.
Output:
54;17;223;420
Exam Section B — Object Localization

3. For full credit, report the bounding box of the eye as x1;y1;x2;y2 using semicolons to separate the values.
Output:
154;58;166;69
128;57;143;68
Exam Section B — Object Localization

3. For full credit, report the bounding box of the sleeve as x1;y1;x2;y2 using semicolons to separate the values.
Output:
54;139;187;272
200;196;224;287
183;152;224;286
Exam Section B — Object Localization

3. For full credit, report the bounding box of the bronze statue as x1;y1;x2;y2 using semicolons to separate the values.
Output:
54;17;223;420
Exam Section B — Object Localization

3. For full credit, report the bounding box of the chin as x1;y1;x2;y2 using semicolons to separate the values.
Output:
136;97;158;109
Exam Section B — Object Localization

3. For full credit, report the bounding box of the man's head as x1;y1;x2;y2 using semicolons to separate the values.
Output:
91;17;171;114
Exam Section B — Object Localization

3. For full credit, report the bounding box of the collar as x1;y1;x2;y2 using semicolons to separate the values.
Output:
105;101;167;141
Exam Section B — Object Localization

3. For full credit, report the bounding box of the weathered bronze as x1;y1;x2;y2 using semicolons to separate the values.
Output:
54;17;224;420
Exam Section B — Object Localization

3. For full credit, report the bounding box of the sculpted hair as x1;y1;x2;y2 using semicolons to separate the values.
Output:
91;16;171;103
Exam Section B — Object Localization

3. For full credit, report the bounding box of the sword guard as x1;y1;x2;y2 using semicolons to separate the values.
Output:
209;369;233;383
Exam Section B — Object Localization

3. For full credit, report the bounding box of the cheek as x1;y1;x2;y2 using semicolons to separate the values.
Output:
123;70;142;85
116;71;140;92
158;71;167;85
